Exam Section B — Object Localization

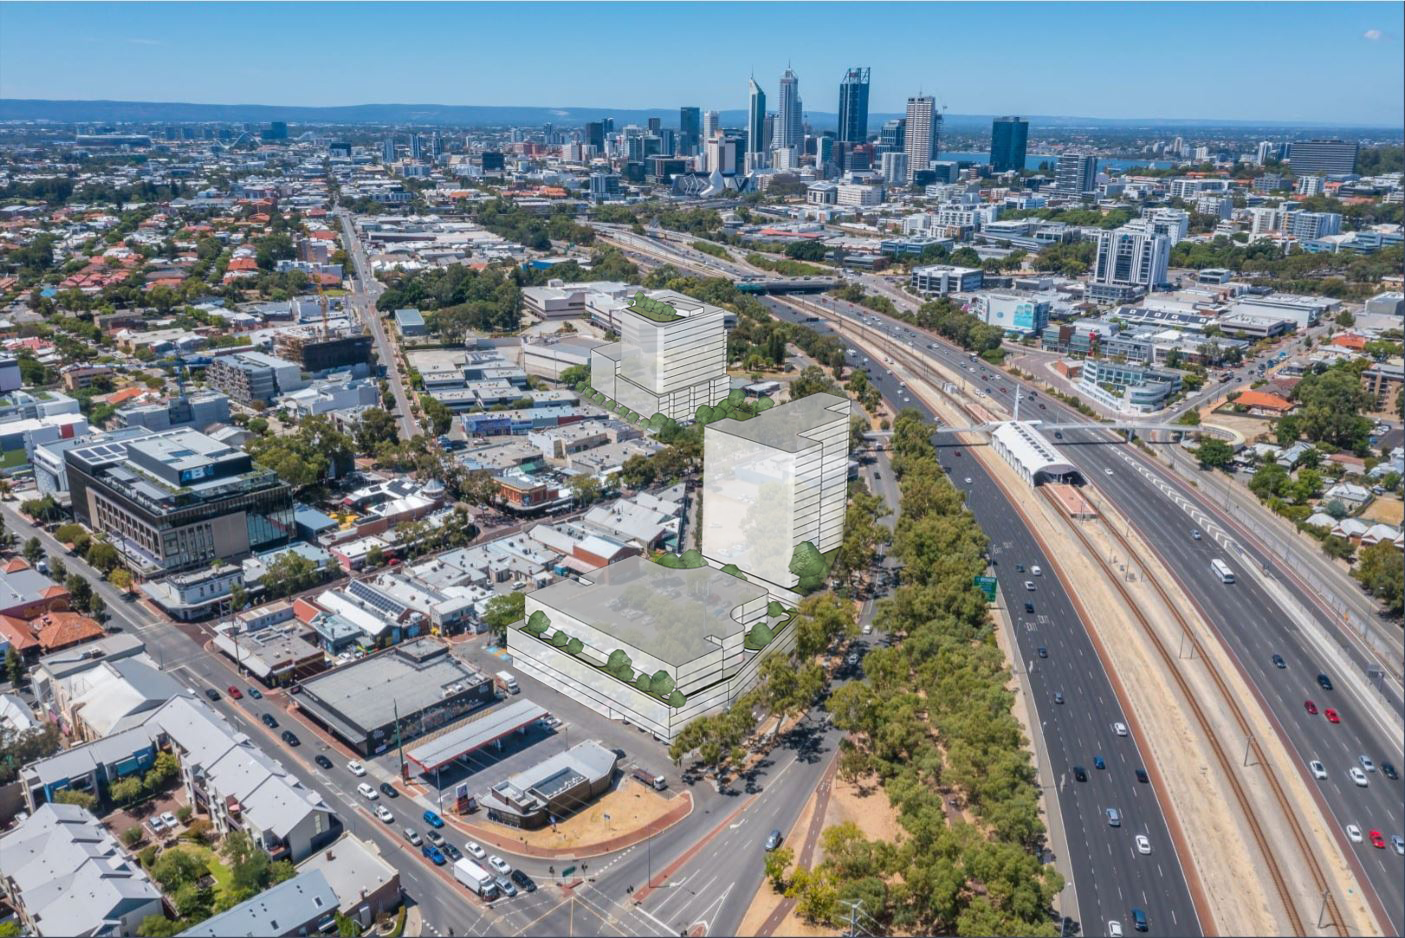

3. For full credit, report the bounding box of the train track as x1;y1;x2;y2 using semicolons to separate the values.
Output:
802;297;1346;936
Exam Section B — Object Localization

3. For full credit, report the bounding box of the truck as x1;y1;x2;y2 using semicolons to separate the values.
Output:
632;767;667;791
454;858;499;899
494;670;519;695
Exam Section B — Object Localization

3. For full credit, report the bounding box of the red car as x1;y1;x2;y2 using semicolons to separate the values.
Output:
227;686;243;700
1369;829;1386;849
1324;708;1340;724
1304;700;1317;715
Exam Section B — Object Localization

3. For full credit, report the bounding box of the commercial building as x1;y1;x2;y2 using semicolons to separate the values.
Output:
205;350;307;405
774;68;803;153
1055;152;1098;196
747;76;767;169
702;392;850;590
115;391;231;432
910;264;983;296
989;116;1029;173
1287;139;1358;175
588;290;729;422
1229;293;1335;329
903;95;938;182
509;555;787;740
65;428;294;574
837;67;870;144
1282;210;1343;241
296;834;402;929
878;151;909;187
1089;224;1170;301
294;639;494;757
973;291;1051;336
678;106;701;155
485;740;619;829
0;803;164;938
1078;359;1183;413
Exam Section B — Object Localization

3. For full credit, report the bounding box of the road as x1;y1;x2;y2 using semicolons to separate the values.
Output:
759;298;1202;937
799;290;1405;934
336;209;420;441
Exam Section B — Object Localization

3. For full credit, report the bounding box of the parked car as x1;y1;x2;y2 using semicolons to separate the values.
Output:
147;816;166;835
160;811;177;828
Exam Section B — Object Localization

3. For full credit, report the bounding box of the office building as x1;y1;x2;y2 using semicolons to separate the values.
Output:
380;137;395;164
878;118;905;152
1283;210;1342;241
1090;224;1171;301
702;109;720;142
974;291;1051;336
774;68;803;152
703;392;851;590
837;67;870;144
910;264;984;296
409;133;423;162
1055;152;1098;196
585;121;604;153
990;116;1029;173
879;151;909;187
903;95;937;181
678;106;701;155
1139;208;1190;244
205;350;307;405
64;428;293;574
1255;140;1274;165
589;290;730;421
115;390;231;433
1287;139;1358;175
747;76;767;168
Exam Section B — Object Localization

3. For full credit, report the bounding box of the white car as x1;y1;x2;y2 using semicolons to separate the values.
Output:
1024;581;1035;591
375;805;394;823
1031;565;1042;576
488;855;512;875
1349;767;1368;787
465;841;487;860
1346;824;1363;843
1104;468;1114;476
861;623;873;635
1310;760;1328;779
1108;921;1123;937
347;760;366;777
964;477;972;484
356;782;378;801
160;811;178;828
1135;835;1151;855
1113;721;1129;737
1359;755;1375;773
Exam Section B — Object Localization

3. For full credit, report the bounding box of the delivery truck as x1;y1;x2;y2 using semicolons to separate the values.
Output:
454;858;500;899
494;670;519;695
632;767;667;791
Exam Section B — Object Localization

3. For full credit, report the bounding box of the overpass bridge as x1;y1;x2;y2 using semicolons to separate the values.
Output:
735;277;838;294
932;421;1235;441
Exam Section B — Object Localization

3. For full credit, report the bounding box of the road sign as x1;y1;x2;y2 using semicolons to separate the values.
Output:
561;865;576;877
973;576;998;602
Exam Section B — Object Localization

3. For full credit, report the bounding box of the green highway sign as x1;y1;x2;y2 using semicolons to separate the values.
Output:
974;576;998;602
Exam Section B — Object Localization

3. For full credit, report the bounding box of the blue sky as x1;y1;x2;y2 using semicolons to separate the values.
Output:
2;2;1401;125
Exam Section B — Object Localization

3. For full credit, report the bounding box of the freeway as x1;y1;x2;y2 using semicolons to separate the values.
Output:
801;291;1405;933
760;297;1202;937
336;209;420;441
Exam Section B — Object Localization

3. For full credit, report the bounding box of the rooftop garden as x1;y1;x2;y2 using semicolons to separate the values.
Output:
627;291;682;323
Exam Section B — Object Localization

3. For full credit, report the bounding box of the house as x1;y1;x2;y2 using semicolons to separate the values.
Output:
1232;389;1296;417
1323;482;1372;508
0;610;103;659
178;869;339;937
0;559;69;620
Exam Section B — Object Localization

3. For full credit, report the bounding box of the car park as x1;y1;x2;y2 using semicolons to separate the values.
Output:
488;855;512;875
1310;760;1328;779
375;805;394;823
1349;767;1368;787
1346;824;1363;843
356;783;378;801
261;713;278;728
1135;835;1150;855
314;755;333;770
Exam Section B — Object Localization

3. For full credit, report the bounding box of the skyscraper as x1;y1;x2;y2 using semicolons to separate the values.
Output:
747;76;767;167
381;137;396;164
878;118;905;152
1091;224;1170;300
989;116;1029;173
1055;153;1098;196
679;107;701;156
903;96;936;182
1287;139;1358;175
837;67;870;145
774;68;803;152
409;133;424;161
647;117;662;134
702;110;720;143
585;121;605;154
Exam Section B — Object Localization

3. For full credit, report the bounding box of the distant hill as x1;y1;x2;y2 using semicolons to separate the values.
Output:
0;98;1394;133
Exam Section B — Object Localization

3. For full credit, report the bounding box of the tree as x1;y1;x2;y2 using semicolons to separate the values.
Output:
52;788;97;810
137;915;182;938
109;775;144;806
764;844;795;890
0;722;60;785
482;593;526;644
419;395;453;436
1193;438;1235;470
790;366;841;401
66;574;93;613
151;847;206;891
5;646;24;689
22;537;43;566
1354;541;1404;615
570;473;602;505
788;541;829;593
109;567;134;594
355;407;399;451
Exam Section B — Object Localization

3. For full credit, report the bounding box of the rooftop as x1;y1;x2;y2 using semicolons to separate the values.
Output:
705;392;850;452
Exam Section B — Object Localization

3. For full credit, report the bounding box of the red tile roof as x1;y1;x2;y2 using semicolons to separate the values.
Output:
33;612;104;652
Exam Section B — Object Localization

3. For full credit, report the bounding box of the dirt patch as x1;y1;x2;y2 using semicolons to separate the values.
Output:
508;778;678;850
1358;497;1404;526
821;774;902;846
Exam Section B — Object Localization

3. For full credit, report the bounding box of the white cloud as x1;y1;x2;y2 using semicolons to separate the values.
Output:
1362;29;1383;40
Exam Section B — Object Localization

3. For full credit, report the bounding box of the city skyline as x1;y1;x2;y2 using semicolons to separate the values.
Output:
2;2;1402;126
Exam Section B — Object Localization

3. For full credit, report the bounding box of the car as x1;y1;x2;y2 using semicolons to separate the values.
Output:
1368;829;1385;849
281;730;300;747
1037;646;1048;659
1031;565;1042;576
1130;907;1148;932
1024;580;1035;591
1108;922;1124;938
1310;760;1328;780
1135;835;1151;855
227;686;243;699
404;828;422;846
465;841;487;860
247;687;262;700
1304;699;1318;715
423;809;444;828
425;829;445;847
1271;654;1285;669
511;869;537;893
488;855;512;875
347;760;366;777
1106;808;1121;827
964;477;972;484
1392;835;1405;856
861;623;873;635
846;652;859;666
1191;530;1202;540
314;755;333;770
261;713;278;728
1359;755;1376;773
765;829;783;850
379;782;398;798
1015;563;1025;573
147;816;167;834
1073;765;1087;782
495;875;518;897
1317;673;1333;691
1382;762;1398;780
422;844;446;865
1024;602;1035;614
1054;692;1065;705
1346;824;1363;843
1134;768;1149;784
1104;468;1114;477
442;843;462;862
375;805;394;823
1093;755;1106;770
204;688;221;702
356;783;378;800
1113;721;1128;737
1349;767;1368;787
